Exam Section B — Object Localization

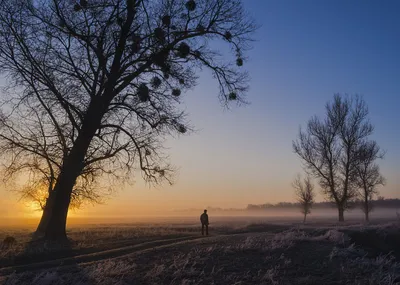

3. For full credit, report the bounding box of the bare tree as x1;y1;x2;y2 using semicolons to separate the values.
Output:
355;140;385;222
292;174;315;223
1;105;114;212
0;0;256;240
293;94;375;222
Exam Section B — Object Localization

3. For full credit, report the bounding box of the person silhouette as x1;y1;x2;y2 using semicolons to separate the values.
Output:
200;209;209;236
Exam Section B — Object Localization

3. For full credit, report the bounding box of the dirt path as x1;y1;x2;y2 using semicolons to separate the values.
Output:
0;235;205;277
0;231;275;280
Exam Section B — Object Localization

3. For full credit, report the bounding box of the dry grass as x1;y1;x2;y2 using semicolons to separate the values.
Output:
2;222;400;284
0;224;202;268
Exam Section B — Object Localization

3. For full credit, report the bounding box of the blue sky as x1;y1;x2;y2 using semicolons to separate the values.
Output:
155;0;400;210
1;0;399;218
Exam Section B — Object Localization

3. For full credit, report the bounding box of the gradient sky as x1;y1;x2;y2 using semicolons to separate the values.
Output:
1;0;400;219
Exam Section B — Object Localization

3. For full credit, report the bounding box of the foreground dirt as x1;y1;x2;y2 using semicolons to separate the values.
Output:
0;235;205;276
2;223;400;284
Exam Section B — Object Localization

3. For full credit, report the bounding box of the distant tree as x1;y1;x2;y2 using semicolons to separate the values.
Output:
293;94;375;222
292;174;315;223
355;140;386;222
0;0;256;241
246;199;400;211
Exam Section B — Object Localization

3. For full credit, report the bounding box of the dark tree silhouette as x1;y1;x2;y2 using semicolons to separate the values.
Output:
0;105;109;212
292;174;315;223
0;0;255;240
293;94;375;222
355;140;385;222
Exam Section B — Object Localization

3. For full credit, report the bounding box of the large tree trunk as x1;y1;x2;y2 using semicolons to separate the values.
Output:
338;207;345;222
303;213;307;224
35;100;106;241
34;193;56;238
37;147;89;240
43;161;83;240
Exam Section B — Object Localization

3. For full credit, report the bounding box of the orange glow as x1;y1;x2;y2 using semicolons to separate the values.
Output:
23;202;43;218
1;170;399;226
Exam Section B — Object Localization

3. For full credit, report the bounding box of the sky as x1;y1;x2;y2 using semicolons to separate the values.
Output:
1;0;400;220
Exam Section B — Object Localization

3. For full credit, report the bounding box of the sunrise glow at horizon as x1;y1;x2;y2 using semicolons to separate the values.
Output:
1;0;399;221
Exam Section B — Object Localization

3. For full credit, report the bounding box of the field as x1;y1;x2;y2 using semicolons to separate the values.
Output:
1;214;400;284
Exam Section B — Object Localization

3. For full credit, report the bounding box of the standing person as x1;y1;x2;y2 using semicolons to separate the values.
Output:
200;209;209;236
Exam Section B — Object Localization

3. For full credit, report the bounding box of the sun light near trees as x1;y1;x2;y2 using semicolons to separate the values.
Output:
23;202;42;218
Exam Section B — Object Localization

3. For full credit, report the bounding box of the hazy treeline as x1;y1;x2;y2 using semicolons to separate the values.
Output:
172;198;400;214
247;198;400;211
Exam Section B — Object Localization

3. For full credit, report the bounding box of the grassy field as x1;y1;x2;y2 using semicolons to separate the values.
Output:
1;217;400;284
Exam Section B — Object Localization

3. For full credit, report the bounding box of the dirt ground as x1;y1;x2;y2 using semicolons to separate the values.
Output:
1;218;400;284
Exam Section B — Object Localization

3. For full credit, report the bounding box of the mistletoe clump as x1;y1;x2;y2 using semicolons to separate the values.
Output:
224;31;232;40
172;88;181;97
162;15;171;26
178;124;187;133
236;58;243;66
151;49;171;78
177;42;191;58
229;92;237;100
154;28;166;44
151;77;162;89
185;0;196;11
152;49;169;68
137;84;150;102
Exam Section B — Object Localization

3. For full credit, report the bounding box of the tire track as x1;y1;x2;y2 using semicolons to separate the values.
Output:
0;235;206;276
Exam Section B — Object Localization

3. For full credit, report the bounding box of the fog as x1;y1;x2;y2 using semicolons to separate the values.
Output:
1;207;398;229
